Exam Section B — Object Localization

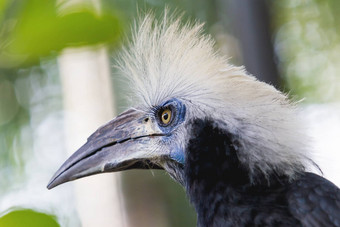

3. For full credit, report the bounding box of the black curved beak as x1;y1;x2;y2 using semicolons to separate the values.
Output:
47;108;165;189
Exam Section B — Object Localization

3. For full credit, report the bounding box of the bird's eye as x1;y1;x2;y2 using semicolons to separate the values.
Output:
160;108;172;125
156;99;185;129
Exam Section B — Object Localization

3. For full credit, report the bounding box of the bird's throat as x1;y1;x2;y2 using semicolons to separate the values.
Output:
184;118;251;224
184;118;249;188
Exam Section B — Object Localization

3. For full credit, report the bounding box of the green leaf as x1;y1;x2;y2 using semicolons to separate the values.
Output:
0;0;124;68
0;209;60;227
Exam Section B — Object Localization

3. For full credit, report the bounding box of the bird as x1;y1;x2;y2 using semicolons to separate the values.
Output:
47;12;340;226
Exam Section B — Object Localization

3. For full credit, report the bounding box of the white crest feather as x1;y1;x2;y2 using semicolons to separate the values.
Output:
116;12;313;181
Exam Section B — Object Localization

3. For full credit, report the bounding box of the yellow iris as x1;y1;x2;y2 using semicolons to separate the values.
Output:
161;109;172;125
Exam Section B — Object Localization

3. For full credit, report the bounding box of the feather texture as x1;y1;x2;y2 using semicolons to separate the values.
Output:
116;12;313;182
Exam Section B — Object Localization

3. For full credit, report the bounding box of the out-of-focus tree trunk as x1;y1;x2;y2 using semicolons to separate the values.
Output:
221;0;279;87
56;0;126;226
58;46;125;227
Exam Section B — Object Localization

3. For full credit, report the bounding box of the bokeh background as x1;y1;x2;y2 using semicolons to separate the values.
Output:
1;0;340;226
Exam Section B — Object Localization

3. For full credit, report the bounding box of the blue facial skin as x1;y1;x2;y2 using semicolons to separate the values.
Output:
170;146;185;164
155;98;186;164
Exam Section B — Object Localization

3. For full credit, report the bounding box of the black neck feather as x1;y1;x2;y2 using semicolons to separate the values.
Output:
184;118;294;226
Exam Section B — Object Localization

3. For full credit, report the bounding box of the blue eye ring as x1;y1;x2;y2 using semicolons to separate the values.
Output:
154;98;186;132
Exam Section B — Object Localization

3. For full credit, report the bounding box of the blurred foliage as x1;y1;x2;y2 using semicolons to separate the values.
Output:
0;209;59;227
0;1;123;226
0;60;61;191
122;170;197;227
0;0;123;68
106;0;219;25
271;0;340;102
0;0;123;188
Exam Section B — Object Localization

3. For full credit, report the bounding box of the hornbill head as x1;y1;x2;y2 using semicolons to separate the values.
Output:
47;13;310;189
48;99;189;188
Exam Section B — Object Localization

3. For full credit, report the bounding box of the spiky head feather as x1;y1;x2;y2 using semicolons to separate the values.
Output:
116;12;312;182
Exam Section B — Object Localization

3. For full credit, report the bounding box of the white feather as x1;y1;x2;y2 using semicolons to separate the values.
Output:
116;12;313;182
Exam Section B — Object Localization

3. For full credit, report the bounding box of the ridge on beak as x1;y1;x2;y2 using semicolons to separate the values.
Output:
47;108;165;189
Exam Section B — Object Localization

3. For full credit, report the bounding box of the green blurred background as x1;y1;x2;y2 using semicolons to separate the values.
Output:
1;0;340;226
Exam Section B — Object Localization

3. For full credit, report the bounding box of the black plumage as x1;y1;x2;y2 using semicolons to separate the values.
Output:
185;118;340;227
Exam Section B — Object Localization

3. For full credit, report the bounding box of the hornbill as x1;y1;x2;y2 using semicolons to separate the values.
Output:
48;14;340;226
